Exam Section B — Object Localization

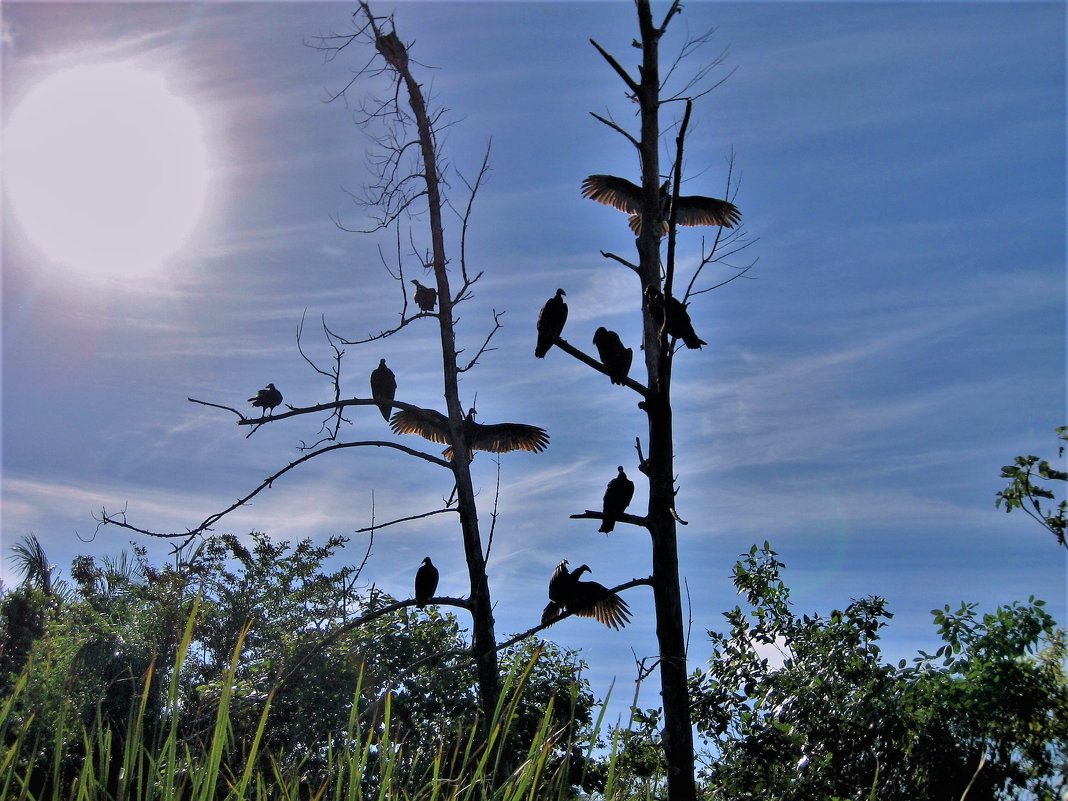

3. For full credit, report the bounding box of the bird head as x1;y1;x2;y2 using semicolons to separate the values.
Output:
617;465;626;474
379;359;387;367
266;383;276;390
422;556;433;566
465;408;477;421
574;564;592;577
556;288;566;298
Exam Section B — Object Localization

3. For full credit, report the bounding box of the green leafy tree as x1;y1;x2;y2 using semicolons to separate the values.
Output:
690;543;1068;801
996;425;1067;547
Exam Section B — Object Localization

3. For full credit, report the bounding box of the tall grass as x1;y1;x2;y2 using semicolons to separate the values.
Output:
0;609;630;801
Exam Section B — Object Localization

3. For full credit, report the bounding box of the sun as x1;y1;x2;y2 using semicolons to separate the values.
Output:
4;62;210;282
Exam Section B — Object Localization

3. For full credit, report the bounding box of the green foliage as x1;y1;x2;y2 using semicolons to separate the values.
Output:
0;532;601;798
0;615;611;801
996;425;1067;547
690;543;1068;801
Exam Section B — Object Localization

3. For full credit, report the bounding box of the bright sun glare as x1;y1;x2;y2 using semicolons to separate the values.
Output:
4;63;210;282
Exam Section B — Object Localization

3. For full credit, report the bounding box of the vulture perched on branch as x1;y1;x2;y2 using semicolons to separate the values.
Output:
369;359;397;422
593;327;633;386
599;466;635;533
535;288;568;358
411;279;437;313
645;285;707;350
581;174;741;236
390;406;549;461
414;556;438;608
248;383;283;417
541;560;631;630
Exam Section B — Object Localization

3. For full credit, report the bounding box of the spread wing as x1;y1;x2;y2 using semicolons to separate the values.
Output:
675;194;742;228
389;408;451;445
467;421;550;455
570;581;632;630
582;174;641;214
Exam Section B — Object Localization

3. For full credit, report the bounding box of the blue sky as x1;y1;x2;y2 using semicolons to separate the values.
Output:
2;1;1065;727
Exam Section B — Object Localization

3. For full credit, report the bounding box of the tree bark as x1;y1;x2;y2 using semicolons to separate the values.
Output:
371;12;501;719
635;2;698;799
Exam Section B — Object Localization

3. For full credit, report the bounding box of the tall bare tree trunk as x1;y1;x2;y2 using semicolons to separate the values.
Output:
372;17;501;719
635;2;698;798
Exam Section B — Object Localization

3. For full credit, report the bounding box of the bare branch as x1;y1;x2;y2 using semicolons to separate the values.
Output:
457;309;504;373
568;509;649;531
598;248;641;273
588;111;640;151
98;438;450;543
589;38;640;95
552;336;650;398
353;506;457;534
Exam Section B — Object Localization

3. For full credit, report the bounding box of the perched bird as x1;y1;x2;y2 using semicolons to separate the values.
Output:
415;556;439;608
535;288;568;358
411;279;437;313
541;560;631;630
600;466;635;533
369;359;397;422
592;327;633;386
582;174;741;236
248;383;283;417
390;406;549;461
645;285;707;349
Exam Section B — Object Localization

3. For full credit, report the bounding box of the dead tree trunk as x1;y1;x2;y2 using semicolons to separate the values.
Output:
635;3;698;798
368;11;501;717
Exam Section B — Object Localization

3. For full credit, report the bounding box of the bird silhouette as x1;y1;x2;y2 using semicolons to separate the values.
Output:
541;560;631;630
248;383;283;417
645;285;707;349
411;279;437;313
535;288;568;358
582;174;741;236
369;359;397;422
600;466;635;533
415;556;439;608
390;406;549;461
593;327;633;385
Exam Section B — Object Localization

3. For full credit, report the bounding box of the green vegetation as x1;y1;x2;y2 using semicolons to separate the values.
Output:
2;534;1065;800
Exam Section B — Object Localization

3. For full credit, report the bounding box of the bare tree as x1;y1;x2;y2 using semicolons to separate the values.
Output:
551;3;755;799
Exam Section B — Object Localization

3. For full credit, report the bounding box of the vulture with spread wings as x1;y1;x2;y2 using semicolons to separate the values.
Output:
390;406;549;461
541;560;631;630
582;174;741;236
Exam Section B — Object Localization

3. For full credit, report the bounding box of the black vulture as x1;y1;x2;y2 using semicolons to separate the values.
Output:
390;406;549;461
592;327;633;385
369;359;397;422
541;560;631;630
645;285;707;349
248;383;283;417
600;466;635;533
535;288;568;358
415;556;439;608
411;279;437;313
581;174;741;236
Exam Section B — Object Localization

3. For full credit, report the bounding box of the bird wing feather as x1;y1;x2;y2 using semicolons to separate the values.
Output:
469;422;550;454
389;408;451;445
582;174;642;214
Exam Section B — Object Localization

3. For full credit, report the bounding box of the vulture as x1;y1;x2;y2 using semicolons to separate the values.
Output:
541;560;631;630
645;285;707;350
414;556;439;608
535;288;568;358
592;327;633;386
599;466;635;533
248;383;283;417
411;279;437;313
390;406;549;461
369;359;397;422
581;174;741;236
